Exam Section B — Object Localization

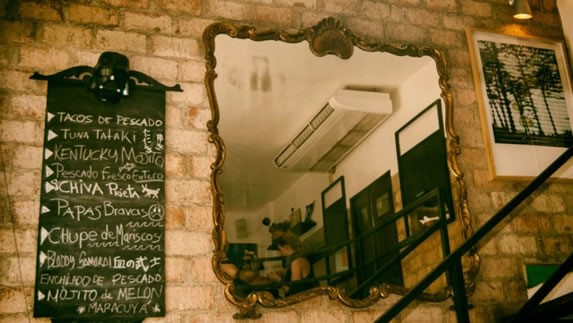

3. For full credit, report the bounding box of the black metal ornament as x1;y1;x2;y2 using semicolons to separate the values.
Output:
30;51;182;103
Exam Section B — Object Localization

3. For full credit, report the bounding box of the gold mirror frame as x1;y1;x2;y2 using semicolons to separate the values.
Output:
203;17;479;319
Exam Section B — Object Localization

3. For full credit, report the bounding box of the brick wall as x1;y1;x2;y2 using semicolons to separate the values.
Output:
0;0;570;322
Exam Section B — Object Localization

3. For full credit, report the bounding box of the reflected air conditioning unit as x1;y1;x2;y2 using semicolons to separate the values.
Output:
274;85;393;171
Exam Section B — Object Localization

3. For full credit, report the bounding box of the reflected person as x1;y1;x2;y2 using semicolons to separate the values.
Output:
267;233;318;296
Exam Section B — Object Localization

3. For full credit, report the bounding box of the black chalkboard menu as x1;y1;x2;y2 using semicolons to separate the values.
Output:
33;79;168;320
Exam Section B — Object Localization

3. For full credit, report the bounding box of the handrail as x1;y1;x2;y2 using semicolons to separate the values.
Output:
254;189;442;261
350;196;448;296
248;189;448;292
507;252;573;322
376;145;573;322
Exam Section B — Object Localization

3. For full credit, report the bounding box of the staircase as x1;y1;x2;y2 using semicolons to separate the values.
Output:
375;146;573;323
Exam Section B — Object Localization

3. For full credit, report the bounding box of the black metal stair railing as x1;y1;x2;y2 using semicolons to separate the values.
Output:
376;145;573;323
348;190;451;297
505;252;573;323
252;187;452;295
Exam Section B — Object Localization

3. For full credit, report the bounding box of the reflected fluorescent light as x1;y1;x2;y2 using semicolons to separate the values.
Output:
509;0;532;20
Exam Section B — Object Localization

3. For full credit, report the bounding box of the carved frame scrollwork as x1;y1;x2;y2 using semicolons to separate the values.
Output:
203;17;479;319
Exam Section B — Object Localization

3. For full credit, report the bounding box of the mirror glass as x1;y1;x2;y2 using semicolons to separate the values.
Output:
204;18;476;317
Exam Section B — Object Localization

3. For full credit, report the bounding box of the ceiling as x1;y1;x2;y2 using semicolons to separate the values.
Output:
214;36;434;213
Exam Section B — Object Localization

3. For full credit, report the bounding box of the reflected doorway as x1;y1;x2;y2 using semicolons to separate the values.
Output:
350;171;403;298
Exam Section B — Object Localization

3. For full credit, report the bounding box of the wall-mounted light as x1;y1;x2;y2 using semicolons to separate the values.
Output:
509;0;533;20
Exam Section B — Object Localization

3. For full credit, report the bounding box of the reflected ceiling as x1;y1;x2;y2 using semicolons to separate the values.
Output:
216;37;434;212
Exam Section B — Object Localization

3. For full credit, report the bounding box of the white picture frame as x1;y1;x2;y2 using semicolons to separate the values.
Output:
466;29;573;180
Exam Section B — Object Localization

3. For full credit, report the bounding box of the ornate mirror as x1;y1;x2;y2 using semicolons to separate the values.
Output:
204;17;478;319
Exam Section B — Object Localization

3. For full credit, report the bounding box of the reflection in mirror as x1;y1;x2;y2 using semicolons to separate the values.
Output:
204;18;478;318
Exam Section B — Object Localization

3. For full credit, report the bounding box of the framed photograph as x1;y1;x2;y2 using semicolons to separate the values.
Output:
466;29;573;180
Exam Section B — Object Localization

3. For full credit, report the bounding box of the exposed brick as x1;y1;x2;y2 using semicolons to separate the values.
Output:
157;0;201;16
186;204;212;231
19;2;62;22
7;170;40;197
457;123;486;149
151;36;200;58
0;198;10;225
165;230;211;256
491;191;516;209
530;194;566;213
254;5;295;27
189;256;217;282
124;12;174;34
454;88;478;107
41;24;94;48
551;215;573;233
344;18;385;40
166;205;186;228
426;0;457;12
11;200;38;227
461;1;492;18
189;155;211;179
175;18;216;37
503;280;528;302
129;56;179;83
300;309;349;323
323;0;359;14
186;106;210;130
166;129;208;154
457;148;485;172
388;0;422;4
476;236;498;255
511;214;551;233
498;235;537;255
165;152;186;177
95;30;147;53
167;82;206;107
18;47;71;72
102;0;150;9
385;24;427;44
479;257;521;279
0;21;35;44
0;229;17;254
389;7;441;28
0;121;37;143
4;94;45;121
472;280;505;302
7;146;42;170
275;0;316;9
362;1;390;20
0;257;20;285
443;13;476;30
164;256;192;283
449;67;475;89
206;0;253;21
401;304;444;323
0;287;28;314
0;45;15;67
75;51;103;68
430;29;465;47
14;229;36;254
353;309;391;323
165;106;184;129
164;179;210;204
166;286;214;310
14;256;35;285
539;236;573;256
178;60;205;83
69;5;120;27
